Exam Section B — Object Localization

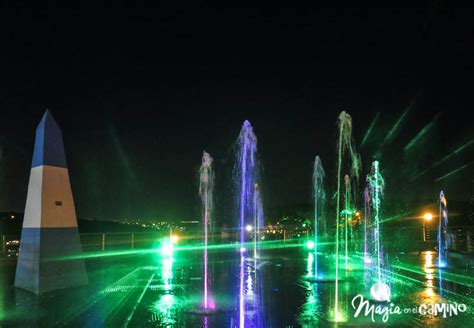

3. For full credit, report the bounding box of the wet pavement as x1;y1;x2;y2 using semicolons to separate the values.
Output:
0;248;473;327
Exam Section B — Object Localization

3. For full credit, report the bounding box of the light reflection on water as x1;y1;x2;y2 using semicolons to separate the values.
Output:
421;251;442;304
412;251;444;327
297;252;321;326
2;249;473;327
150;256;177;325
241;257;264;328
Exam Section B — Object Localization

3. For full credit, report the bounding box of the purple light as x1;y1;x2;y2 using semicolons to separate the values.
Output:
235;120;259;328
438;191;448;269
204;207;208;308
239;253;245;328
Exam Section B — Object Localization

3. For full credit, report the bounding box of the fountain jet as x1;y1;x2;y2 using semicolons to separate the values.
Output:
363;187;372;265
367;161;390;302
312;156;325;279
199;151;214;309
333;111;360;321
438;191;448;268
235;120;262;327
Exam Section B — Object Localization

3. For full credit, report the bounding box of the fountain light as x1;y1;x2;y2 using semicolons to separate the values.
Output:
306;240;315;250
160;242;174;257
246;224;253;232
370;282;391;302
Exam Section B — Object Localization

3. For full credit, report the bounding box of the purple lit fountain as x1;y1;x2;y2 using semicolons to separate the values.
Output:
235;120;264;328
438;191;448;268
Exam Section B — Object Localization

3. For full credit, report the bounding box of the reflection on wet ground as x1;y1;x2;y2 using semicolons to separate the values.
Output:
0;249;473;327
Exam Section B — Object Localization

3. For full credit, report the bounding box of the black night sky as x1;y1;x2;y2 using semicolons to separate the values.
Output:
0;4;473;222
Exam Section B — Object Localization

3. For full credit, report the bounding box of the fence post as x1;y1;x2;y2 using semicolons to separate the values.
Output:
102;233;106;251
131;233;135;249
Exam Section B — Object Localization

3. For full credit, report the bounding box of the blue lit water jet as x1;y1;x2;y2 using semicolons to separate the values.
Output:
438;191;448;268
234;120;263;327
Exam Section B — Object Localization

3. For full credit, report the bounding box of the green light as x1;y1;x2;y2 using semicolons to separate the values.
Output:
49;238;337;262
435;161;473;181
412;139;474;180
159;241;174;257
306;240;315;250
433;139;474;166
361;112;379;146
383;107;410;145
404;114;440;151
340;209;353;216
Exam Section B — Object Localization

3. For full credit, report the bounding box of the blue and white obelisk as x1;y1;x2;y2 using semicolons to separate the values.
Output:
15;110;88;294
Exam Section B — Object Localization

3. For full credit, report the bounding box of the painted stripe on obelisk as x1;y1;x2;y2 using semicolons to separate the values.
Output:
22;165;78;228
40;165;78;228
22;166;43;228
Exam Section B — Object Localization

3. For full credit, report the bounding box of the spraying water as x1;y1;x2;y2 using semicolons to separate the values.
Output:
253;184;263;259
367;161;390;302
363;187;372;264
438;191;448;267
199;151;214;309
236;121;258;247
333;111;361;321
235;120;261;328
344;174;351;272
312;156;325;279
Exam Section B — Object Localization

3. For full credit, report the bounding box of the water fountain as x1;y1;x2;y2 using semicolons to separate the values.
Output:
367;161;390;302
252;184;264;259
199;151;215;311
235;120;263;328
333;111;361;322
363;187;372;265
307;156;325;281
344;174;351;273
438;191;448;268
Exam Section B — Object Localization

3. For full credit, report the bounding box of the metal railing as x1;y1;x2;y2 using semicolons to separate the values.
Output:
2;226;473;257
